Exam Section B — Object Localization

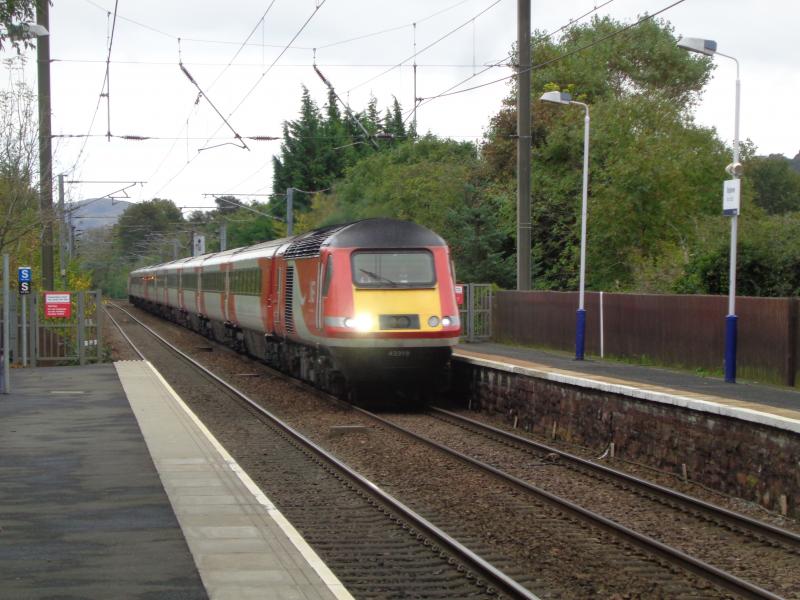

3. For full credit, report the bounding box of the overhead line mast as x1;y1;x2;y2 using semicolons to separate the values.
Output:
516;0;531;290
313;65;379;150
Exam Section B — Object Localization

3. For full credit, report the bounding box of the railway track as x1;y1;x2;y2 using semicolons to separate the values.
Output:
106;301;799;599
364;408;800;599
105;303;537;600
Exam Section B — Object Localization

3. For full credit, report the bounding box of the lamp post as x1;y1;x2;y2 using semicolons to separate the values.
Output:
677;37;741;383
540;91;590;360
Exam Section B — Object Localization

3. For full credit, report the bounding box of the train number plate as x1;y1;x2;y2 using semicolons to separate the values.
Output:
387;350;411;358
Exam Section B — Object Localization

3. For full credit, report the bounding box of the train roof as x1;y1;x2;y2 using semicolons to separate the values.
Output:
328;219;445;249
129;219;445;274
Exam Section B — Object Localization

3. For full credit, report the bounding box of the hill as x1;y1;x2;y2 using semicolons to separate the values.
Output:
68;197;132;231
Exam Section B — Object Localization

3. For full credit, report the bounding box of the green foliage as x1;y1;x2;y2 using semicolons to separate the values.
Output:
225;203;278;248
115;198;184;258
744;154;800;214
481;15;728;291
677;212;800;297
303;136;516;286
270;88;409;218
0;58;39;274
0;0;37;53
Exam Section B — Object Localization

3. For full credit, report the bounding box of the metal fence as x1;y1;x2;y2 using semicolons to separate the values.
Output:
493;290;800;387
459;284;493;342
1;290;103;367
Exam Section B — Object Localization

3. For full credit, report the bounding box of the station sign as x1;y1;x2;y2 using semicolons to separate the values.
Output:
455;284;464;306
44;292;72;318
723;179;741;216
18;266;32;295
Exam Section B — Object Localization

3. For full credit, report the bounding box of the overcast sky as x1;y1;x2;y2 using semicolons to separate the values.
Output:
12;0;800;211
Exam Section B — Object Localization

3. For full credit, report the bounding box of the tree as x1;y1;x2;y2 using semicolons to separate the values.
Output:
301;136;515;285
116;198;184;259
270;89;410;220
0;0;37;53
0;59;40;264
481;16;728;291
271;87;326;214
676;211;800;297
225;202;278;248
745;154;800;214
213;195;244;215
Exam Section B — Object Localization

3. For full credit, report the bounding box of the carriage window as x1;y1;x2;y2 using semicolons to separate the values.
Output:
351;250;435;288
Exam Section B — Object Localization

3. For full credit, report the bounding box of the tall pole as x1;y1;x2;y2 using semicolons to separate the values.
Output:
516;0;531;290
37;0;54;291
58;173;66;288
575;102;590;360
723;54;741;383
219;222;227;251
286;187;294;236
412;23;418;136
2;254;10;393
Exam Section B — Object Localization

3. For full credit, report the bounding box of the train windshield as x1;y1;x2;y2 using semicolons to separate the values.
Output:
351;250;436;288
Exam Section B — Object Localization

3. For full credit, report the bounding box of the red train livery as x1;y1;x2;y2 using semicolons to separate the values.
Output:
129;219;461;397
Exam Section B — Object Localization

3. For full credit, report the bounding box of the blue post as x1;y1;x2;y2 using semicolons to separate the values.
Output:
575;308;586;360
724;314;737;383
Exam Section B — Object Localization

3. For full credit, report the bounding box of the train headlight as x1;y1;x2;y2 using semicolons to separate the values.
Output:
428;316;440;327
442;316;452;327
344;314;373;331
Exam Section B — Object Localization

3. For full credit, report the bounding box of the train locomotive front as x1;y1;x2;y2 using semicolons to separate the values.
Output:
316;219;460;387
128;218;461;397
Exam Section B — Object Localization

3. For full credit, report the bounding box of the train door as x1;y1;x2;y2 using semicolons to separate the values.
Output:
268;258;279;335
316;255;331;331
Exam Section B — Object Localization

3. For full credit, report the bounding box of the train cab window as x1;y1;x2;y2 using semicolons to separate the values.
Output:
322;256;333;297
351;250;435;288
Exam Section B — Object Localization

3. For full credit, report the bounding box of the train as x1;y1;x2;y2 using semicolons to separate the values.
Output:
128;218;462;399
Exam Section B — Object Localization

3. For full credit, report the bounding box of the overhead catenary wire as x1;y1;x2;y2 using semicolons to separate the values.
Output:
347;0;505;94
415;0;689;104
102;0;120;142
67;6;117;177
405;0;619;123
144;2;282;192
149;0;328;199
178;61;250;151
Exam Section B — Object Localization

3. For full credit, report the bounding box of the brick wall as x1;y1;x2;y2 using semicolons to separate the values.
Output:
452;359;800;517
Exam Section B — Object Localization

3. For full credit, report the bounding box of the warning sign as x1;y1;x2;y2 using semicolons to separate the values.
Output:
44;292;72;318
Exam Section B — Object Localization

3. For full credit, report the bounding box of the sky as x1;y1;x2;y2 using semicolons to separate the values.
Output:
8;0;800;213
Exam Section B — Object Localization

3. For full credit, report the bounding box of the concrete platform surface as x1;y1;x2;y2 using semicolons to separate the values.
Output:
115;360;352;600
455;343;800;434
0;362;353;600
0;363;207;599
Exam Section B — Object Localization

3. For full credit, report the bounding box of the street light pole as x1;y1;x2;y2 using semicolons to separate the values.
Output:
677;37;741;383
540;91;590;360
576;101;590;360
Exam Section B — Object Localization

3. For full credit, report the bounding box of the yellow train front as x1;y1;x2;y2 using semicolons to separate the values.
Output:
293;219;462;388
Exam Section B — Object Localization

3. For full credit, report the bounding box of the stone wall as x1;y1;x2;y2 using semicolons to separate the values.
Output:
451;359;800;517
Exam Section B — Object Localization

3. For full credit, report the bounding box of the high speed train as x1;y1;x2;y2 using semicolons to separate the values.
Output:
129;218;461;398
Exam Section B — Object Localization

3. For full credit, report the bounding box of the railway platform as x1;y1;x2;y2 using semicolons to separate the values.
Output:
0;362;351;600
454;342;800;432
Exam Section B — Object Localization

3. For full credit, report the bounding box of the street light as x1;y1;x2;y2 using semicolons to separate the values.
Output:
677;36;741;383
540;91;591;360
